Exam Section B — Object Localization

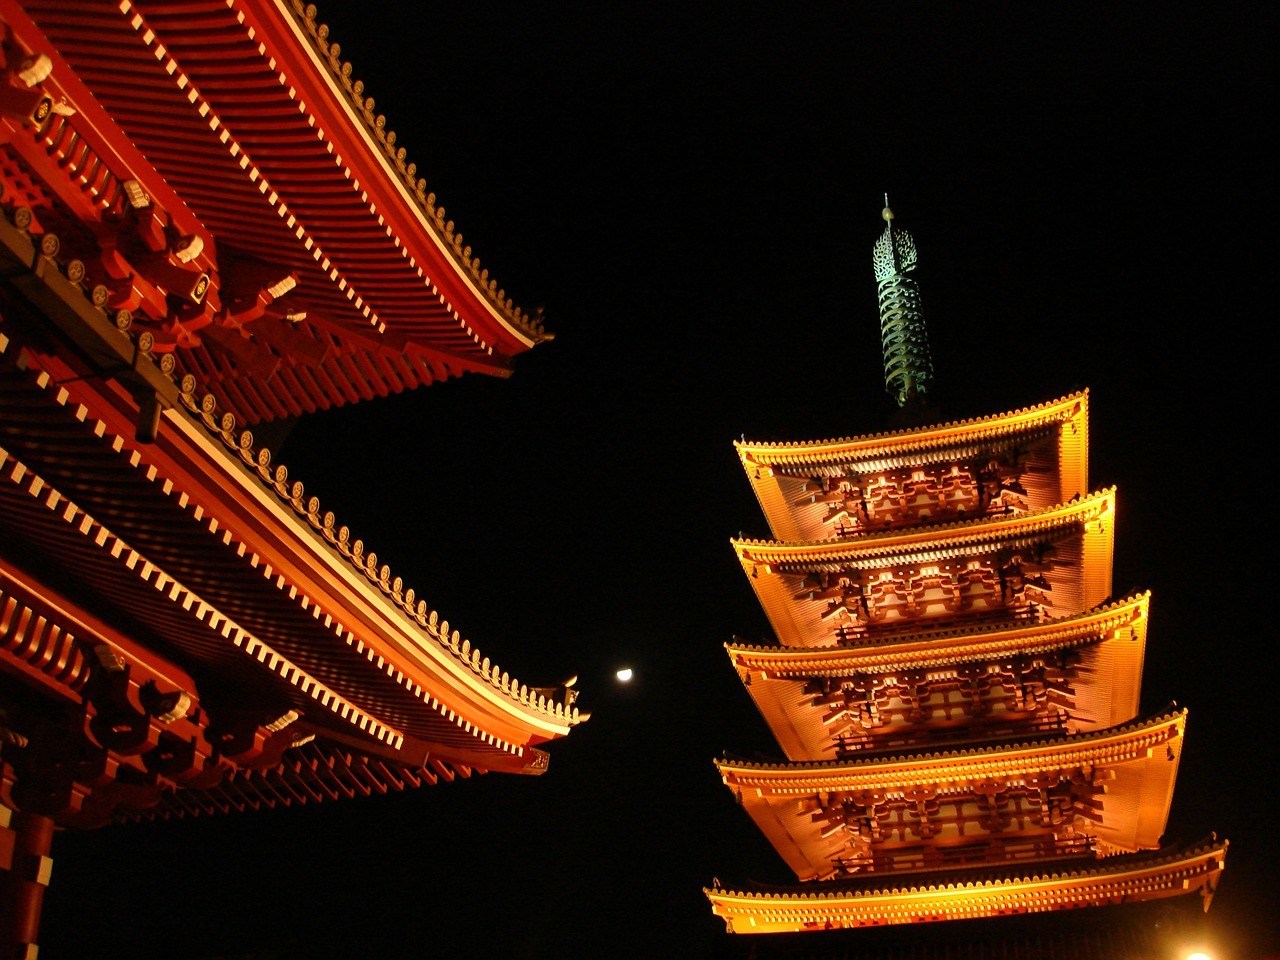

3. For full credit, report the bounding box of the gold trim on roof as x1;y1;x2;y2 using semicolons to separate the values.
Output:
734;489;1113;569
285;1;548;344
705;837;1227;933
715;705;1183;789
180;382;585;730
726;593;1148;675
736;392;1087;467
0;443;407;749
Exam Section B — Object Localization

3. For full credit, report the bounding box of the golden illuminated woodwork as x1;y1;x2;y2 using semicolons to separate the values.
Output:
0;3;579;955
728;593;1149;761
710;385;1221;934
0;0;588;830
737;392;1089;542
0;0;551;434
735;489;1115;648
705;836;1227;934
718;708;1183;882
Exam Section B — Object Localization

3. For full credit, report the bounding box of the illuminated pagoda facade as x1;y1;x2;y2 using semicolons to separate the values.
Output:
0;1;583;955
705;204;1225;947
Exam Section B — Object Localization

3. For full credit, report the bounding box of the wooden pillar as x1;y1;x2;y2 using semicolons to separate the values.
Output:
0;805;54;960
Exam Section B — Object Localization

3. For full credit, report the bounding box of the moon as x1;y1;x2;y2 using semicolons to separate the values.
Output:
615;668;634;683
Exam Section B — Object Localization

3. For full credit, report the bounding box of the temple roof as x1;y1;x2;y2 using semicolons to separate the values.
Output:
3;0;549;425
736;392;1089;542
734;488;1112;569
717;706;1185;880
727;591;1148;674
735;489;1115;648
727;593;1149;761
0;207;582;787
736;392;1088;468
704;836;1227;934
716;703;1183;785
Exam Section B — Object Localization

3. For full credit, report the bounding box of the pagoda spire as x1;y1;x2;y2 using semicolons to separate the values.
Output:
872;196;934;408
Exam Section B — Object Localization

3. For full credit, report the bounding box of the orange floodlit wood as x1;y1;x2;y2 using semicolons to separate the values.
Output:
0;0;550;428
711;390;1222;936
727;593;1149;761
0;3;580;955
705;836;1227;934
737;392;1089;543
718;707;1185;881
734;489;1115;649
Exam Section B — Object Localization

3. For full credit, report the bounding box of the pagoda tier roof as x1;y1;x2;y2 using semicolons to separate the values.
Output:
735;490;1115;648
727;593;1149;761
0;213;580;811
736;392;1089;542
734;489;1113;570
2;0;548;426
716;706;1184;881
0;556;489;826
704;835;1227;934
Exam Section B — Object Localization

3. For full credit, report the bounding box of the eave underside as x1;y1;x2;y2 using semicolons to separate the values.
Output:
746;417;1088;543
739;500;1114;649
124;739;476;821
738;393;1089;541
0;268;578;775
8;0;539;425
720;711;1184;882
0;550;523;827
731;594;1149;761
737;392;1089;472
0;437;526;761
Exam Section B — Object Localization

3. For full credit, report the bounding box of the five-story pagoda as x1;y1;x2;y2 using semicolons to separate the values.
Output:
705;202;1226;942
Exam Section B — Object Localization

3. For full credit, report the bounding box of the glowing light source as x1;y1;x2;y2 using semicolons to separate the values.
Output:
615;668;634;683
1186;953;1211;960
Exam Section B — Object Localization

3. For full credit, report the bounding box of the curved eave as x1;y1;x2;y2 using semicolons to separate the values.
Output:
737;392;1088;469
0;437;569;771
729;594;1149;760
716;706;1184;787
705;837;1227;934
718;709;1184;880
737;491;1115;648
728;593;1148;675
15;0;548;427
163;407;582;750
248;0;545;354
734;489;1114;569
739;394;1088;542
0;565;495;809
0;231;581;768
0;555;525;826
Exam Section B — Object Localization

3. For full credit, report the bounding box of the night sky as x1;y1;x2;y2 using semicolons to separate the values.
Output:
40;4;1272;959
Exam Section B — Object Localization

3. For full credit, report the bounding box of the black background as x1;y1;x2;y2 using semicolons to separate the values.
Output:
42;4;1272;958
